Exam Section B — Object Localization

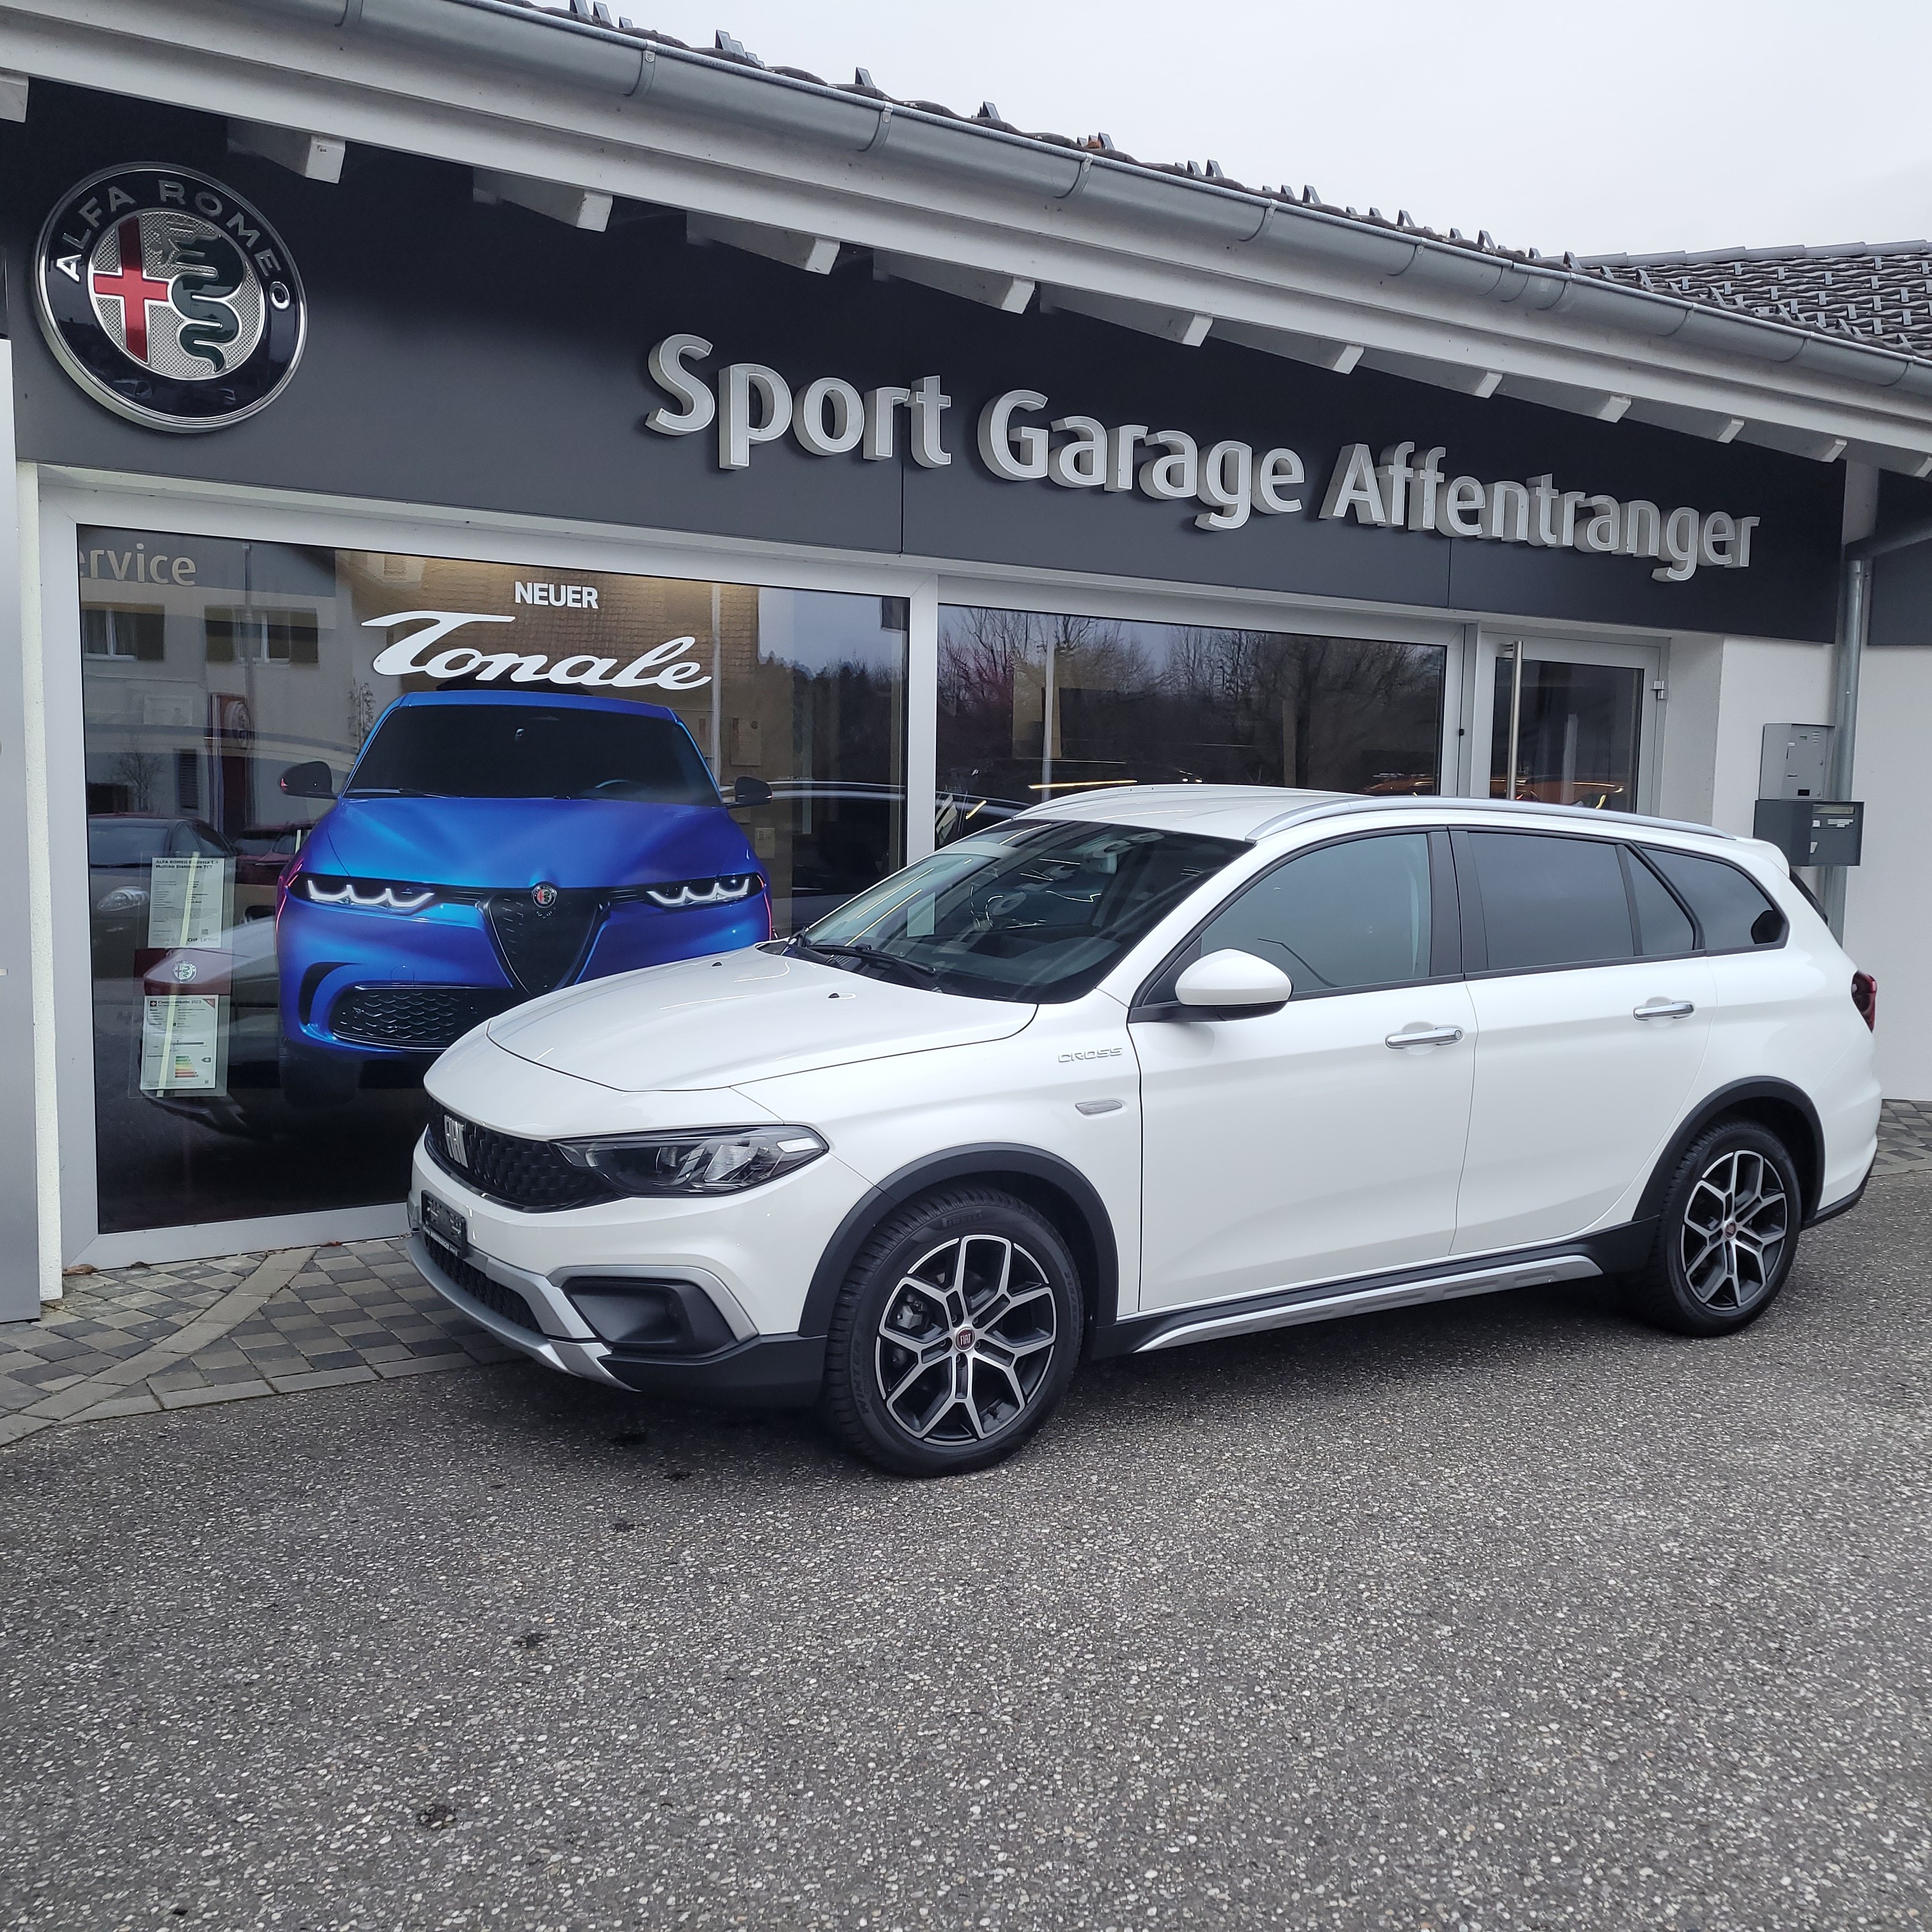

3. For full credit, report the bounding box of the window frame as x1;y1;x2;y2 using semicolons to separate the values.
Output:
1130;827;1460;1018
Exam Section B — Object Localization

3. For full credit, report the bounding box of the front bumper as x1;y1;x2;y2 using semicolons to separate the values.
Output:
278;892;770;1061
405;1205;830;1410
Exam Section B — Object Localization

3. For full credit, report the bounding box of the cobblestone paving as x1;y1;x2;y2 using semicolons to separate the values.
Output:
1874;1097;1932;1176
0;1239;518;1447
3;1099;1929;1448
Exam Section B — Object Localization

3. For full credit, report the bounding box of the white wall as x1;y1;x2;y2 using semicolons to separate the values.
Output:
1705;638;1835;836
1657;632;1832;835
1843;646;1932;1100
1656;632;1722;825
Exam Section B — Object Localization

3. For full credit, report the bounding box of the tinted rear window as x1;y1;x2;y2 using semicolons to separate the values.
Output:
1464;831;1634;971
1641;848;1785;950
1628;852;1696;956
348;703;719;804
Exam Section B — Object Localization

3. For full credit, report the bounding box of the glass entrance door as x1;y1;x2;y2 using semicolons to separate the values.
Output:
1489;645;1651;812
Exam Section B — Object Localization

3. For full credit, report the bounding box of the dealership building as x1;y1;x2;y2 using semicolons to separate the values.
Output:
4;0;1932;1319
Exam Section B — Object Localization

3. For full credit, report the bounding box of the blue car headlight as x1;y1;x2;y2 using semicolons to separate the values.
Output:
556;1124;826;1196
641;874;762;910
295;874;438;913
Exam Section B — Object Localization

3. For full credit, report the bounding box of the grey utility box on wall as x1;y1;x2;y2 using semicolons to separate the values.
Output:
1758;723;1834;801
1752;797;1864;867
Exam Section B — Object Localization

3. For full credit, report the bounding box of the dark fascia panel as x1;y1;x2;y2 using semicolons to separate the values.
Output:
252;0;1932;400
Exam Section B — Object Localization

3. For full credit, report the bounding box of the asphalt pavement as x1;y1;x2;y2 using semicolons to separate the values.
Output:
3;1176;1929;1932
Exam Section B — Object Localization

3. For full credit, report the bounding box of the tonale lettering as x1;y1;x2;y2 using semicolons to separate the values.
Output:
363;611;710;690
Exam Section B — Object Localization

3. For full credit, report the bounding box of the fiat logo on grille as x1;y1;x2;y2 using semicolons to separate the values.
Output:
531;882;558;912
444;1116;468;1166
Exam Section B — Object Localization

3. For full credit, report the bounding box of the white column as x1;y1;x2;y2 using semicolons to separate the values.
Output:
0;350;50;1314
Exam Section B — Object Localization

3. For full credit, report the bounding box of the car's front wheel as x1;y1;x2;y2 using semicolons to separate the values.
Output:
819;1186;1084;1476
1627;1121;1802;1336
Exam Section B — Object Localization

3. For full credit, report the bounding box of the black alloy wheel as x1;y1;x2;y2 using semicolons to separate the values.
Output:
819;1186;1085;1476
1627;1120;1802;1336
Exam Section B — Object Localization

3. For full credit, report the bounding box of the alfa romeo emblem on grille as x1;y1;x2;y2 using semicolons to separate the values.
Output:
444;1116;468;1166
35;165;306;433
531;882;558;912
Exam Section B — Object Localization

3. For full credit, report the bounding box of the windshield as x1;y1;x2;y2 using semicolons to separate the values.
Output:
347;704;719;804
801;818;1245;1003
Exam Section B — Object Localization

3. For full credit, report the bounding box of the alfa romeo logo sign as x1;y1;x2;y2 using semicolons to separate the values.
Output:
34;165;305;433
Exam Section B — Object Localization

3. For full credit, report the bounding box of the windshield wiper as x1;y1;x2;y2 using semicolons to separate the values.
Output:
788;937;947;990
344;786;435;798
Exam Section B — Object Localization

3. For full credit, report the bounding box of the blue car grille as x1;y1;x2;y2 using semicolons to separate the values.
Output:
332;985;520;1050
426;1110;618;1213
485;890;606;995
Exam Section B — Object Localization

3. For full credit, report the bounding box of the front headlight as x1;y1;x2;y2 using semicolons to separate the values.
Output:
96;885;150;914
295;873;437;913
643;874;761;910
556;1124;827;1196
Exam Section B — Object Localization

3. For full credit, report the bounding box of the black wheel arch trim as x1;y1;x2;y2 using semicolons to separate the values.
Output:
1637;1078;1827;1223
801;1144;1121;1342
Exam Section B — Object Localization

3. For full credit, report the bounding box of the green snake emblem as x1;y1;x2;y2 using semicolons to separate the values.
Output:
167;228;249;372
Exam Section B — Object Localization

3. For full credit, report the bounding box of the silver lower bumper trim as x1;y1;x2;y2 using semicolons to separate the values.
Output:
406;1233;627;1388
1136;1253;1601;1353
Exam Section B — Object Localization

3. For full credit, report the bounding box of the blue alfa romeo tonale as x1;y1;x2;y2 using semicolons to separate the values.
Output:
275;689;770;1106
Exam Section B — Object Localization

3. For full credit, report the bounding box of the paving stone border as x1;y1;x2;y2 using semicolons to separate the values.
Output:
4;1100;1930;1448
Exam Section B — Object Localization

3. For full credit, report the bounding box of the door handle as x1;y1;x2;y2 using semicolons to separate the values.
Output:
1633;1000;1696;1020
1385;1025;1464;1049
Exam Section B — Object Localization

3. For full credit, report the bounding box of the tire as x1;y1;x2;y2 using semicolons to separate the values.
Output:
1625;1120;1802;1337
818;1186;1085;1476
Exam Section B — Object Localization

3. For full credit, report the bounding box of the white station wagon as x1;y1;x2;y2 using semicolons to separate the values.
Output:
409;788;1880;1475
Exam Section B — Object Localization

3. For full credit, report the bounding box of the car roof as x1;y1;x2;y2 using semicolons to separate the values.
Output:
1016;784;1744;848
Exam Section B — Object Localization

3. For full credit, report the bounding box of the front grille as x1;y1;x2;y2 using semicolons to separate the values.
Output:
331;984;519;1050
426;1109;618;1213
486;890;606;995
423;1234;544;1335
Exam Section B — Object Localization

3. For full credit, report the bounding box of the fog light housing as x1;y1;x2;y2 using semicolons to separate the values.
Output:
563;1277;736;1353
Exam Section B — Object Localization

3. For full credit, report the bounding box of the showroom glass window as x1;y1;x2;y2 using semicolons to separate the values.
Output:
934;605;1446;839
78;529;905;1235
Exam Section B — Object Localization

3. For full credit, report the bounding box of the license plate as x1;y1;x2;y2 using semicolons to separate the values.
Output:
420;1191;468;1259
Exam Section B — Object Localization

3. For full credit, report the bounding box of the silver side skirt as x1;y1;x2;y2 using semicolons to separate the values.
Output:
1134;1253;1602;1353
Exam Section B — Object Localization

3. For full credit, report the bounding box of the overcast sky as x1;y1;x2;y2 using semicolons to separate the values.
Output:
555;0;1932;259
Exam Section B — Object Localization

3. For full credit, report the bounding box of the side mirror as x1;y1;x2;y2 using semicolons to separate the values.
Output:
732;776;773;808
280;760;335;801
1173;948;1293;1016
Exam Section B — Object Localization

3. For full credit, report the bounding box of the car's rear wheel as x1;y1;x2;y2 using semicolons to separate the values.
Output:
818;1186;1084;1476
1627;1121;1802;1336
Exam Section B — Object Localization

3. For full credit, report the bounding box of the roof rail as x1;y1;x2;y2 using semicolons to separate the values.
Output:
1247;793;1738;841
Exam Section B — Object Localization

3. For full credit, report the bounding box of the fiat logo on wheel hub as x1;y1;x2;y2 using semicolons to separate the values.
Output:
34;165;306;433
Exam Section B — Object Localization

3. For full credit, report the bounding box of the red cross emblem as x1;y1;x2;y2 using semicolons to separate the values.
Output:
90;217;172;364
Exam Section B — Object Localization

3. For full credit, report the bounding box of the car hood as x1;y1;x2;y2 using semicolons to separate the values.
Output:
304;796;757;890
486;947;1034;1091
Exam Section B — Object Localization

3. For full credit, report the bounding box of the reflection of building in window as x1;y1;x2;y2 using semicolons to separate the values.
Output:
937;605;1446;830
82;605;165;661
204;607;321;665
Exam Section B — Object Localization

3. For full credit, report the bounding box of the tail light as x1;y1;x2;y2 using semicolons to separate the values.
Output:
1851;970;1877;1031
